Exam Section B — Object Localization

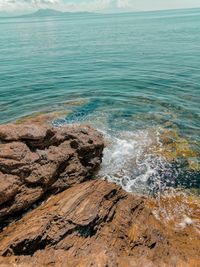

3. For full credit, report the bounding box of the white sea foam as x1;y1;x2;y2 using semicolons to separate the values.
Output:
98;127;176;195
179;216;193;228
56;110;181;195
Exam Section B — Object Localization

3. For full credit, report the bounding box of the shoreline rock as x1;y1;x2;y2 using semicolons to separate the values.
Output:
0;123;104;221
0;179;199;266
15;110;71;126
0;122;199;266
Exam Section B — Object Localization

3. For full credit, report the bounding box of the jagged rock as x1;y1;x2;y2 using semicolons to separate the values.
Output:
0;123;104;220
0;180;199;267
0;122;199;266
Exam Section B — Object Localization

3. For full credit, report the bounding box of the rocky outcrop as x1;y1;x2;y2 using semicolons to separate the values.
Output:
0;123;104;221
0;180;199;267
0;122;199;267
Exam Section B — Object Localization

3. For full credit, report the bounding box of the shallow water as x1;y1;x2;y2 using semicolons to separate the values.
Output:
0;9;200;194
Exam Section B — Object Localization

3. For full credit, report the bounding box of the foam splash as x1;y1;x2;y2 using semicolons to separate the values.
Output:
52;106;199;195
98;128;178;195
179;216;193;228
150;190;200;232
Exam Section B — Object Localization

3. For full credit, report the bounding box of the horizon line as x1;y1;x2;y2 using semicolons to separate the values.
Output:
1;6;200;18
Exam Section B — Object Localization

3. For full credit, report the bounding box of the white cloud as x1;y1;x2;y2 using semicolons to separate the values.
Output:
117;0;131;9
1;0;200;14
59;0;111;12
0;0;61;12
0;0;113;13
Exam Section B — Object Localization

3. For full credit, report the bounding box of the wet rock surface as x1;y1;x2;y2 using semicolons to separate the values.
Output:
0;122;199;267
0;179;199;266
0;123;104;220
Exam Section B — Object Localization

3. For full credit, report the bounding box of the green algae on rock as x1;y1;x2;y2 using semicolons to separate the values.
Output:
15;110;71;126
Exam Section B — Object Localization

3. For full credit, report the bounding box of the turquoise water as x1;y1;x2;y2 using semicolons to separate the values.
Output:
0;9;200;194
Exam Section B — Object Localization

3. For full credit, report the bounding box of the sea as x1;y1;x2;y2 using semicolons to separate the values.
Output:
0;8;200;195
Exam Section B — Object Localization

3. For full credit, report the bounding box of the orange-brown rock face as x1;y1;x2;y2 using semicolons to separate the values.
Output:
0;180;199;267
0;123;104;221
0;122;199;267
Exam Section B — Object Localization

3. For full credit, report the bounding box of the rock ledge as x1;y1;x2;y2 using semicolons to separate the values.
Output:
0;123;104;221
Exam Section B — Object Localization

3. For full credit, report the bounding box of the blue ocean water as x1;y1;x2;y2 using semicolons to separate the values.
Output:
0;9;200;193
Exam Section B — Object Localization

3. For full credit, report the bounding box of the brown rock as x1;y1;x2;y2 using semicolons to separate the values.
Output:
0;121;199;266
0;173;20;206
0;123;104;220
0;180;199;267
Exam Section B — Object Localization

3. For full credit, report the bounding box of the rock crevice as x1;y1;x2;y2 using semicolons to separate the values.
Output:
0;179;199;266
0;122;199;266
0;123;104;221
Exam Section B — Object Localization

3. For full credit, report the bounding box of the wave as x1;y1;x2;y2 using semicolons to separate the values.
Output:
98;127;178;195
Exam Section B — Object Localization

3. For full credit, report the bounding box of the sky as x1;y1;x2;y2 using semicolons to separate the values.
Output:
0;0;200;14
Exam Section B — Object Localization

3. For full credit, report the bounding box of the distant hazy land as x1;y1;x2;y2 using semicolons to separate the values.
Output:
0;8;96;19
1;7;200;19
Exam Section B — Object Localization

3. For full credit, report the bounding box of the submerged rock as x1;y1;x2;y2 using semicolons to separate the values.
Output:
15;110;71;126
155;129;199;171
0;121;199;266
0;180;199;266
0;123;104;221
